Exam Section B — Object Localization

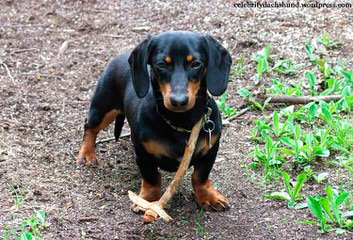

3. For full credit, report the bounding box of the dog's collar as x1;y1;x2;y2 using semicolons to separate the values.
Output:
157;107;212;133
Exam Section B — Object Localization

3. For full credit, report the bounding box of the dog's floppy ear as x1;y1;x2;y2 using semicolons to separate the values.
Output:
128;35;152;98
204;35;232;96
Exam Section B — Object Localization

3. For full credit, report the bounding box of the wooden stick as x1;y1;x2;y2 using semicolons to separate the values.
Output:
223;106;250;124
0;62;15;83
223;94;344;124
263;94;343;104
96;133;131;144
128;191;172;222
0;24;50;28
128;117;204;223
78;216;100;222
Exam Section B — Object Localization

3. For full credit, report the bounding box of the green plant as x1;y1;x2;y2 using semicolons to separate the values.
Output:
305;40;317;62
245;34;353;234
252;44;271;81
232;55;245;78
195;209;208;239
250;136;283;181
271;111;293;138
216;93;237;117
264;172;307;208
305;71;316;95
272;59;301;75
267;79;303;96
237;87;271;111
2;209;48;240
303;166;329;184
8;185;24;210
317;34;342;50
306;186;353;233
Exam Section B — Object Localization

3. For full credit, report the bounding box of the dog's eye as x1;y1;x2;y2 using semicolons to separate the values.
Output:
156;62;168;70
191;61;202;69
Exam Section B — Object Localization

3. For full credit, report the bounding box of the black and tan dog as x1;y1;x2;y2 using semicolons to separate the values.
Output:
77;31;232;211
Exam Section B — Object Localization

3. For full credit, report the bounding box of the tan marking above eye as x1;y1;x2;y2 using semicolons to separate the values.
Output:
165;56;172;63
186;54;193;62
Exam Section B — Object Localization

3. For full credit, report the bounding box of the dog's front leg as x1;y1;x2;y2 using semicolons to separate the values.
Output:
191;141;230;211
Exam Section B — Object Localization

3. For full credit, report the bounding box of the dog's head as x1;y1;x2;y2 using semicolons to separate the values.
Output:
128;31;232;112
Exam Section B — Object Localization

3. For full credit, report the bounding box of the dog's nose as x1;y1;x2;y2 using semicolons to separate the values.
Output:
170;94;189;107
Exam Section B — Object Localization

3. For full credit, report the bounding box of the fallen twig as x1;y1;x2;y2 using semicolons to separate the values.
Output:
78;216;100;222
264;94;343;104
101;34;124;39
0;62;15;83
12;48;38;54
223;107;250;124
0;24;50;28
129;116;204;223
96;133;130;144
58;40;71;56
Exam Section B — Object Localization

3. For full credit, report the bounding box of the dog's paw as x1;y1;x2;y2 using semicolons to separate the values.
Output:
193;180;230;211
131;179;162;213
77;147;97;166
131;203;146;214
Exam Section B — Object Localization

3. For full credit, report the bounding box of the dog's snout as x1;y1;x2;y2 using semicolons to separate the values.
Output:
170;94;189;107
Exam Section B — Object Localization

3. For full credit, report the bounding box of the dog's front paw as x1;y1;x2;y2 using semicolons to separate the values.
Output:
192;179;230;211
77;144;97;166
131;178;162;213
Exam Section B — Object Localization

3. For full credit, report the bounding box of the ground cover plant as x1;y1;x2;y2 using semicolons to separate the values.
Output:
223;33;353;236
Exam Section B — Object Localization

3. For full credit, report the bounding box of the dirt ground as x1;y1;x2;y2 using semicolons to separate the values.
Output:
1;0;352;239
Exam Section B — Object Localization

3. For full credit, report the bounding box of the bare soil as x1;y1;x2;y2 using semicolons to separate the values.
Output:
0;1;352;239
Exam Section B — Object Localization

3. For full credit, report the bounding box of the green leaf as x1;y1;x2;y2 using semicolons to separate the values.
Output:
294;202;308;209
320;218;327;232
307;196;323;220
264;192;291;201
324;63;331;78
314;172;329;183
305;71;316;89
237;87;252;98
288;200;295;208
262;97;272;110
319;197;335;222
325;185;334;202
282;172;292;198
273;111;279;136
296;220;317;225
342;70;352;82
332;143;351;155
252;100;263;110
280;137;295;148
20;231;33;240
281;105;295;116
314;149;330;157
320;102;332;123
336;192;349;206
335;228;346;235
345;219;353;228
292;173;307;199
308;103;317;121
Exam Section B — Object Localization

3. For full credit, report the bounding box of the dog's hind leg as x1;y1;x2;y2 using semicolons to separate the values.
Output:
77;108;122;166
77;57;124;166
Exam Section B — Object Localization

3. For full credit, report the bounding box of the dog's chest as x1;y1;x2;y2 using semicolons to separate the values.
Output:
141;131;219;160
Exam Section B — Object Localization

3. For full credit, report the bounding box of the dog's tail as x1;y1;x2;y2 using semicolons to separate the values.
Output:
114;114;126;140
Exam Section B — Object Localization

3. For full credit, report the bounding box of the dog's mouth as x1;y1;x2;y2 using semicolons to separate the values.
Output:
163;100;194;112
